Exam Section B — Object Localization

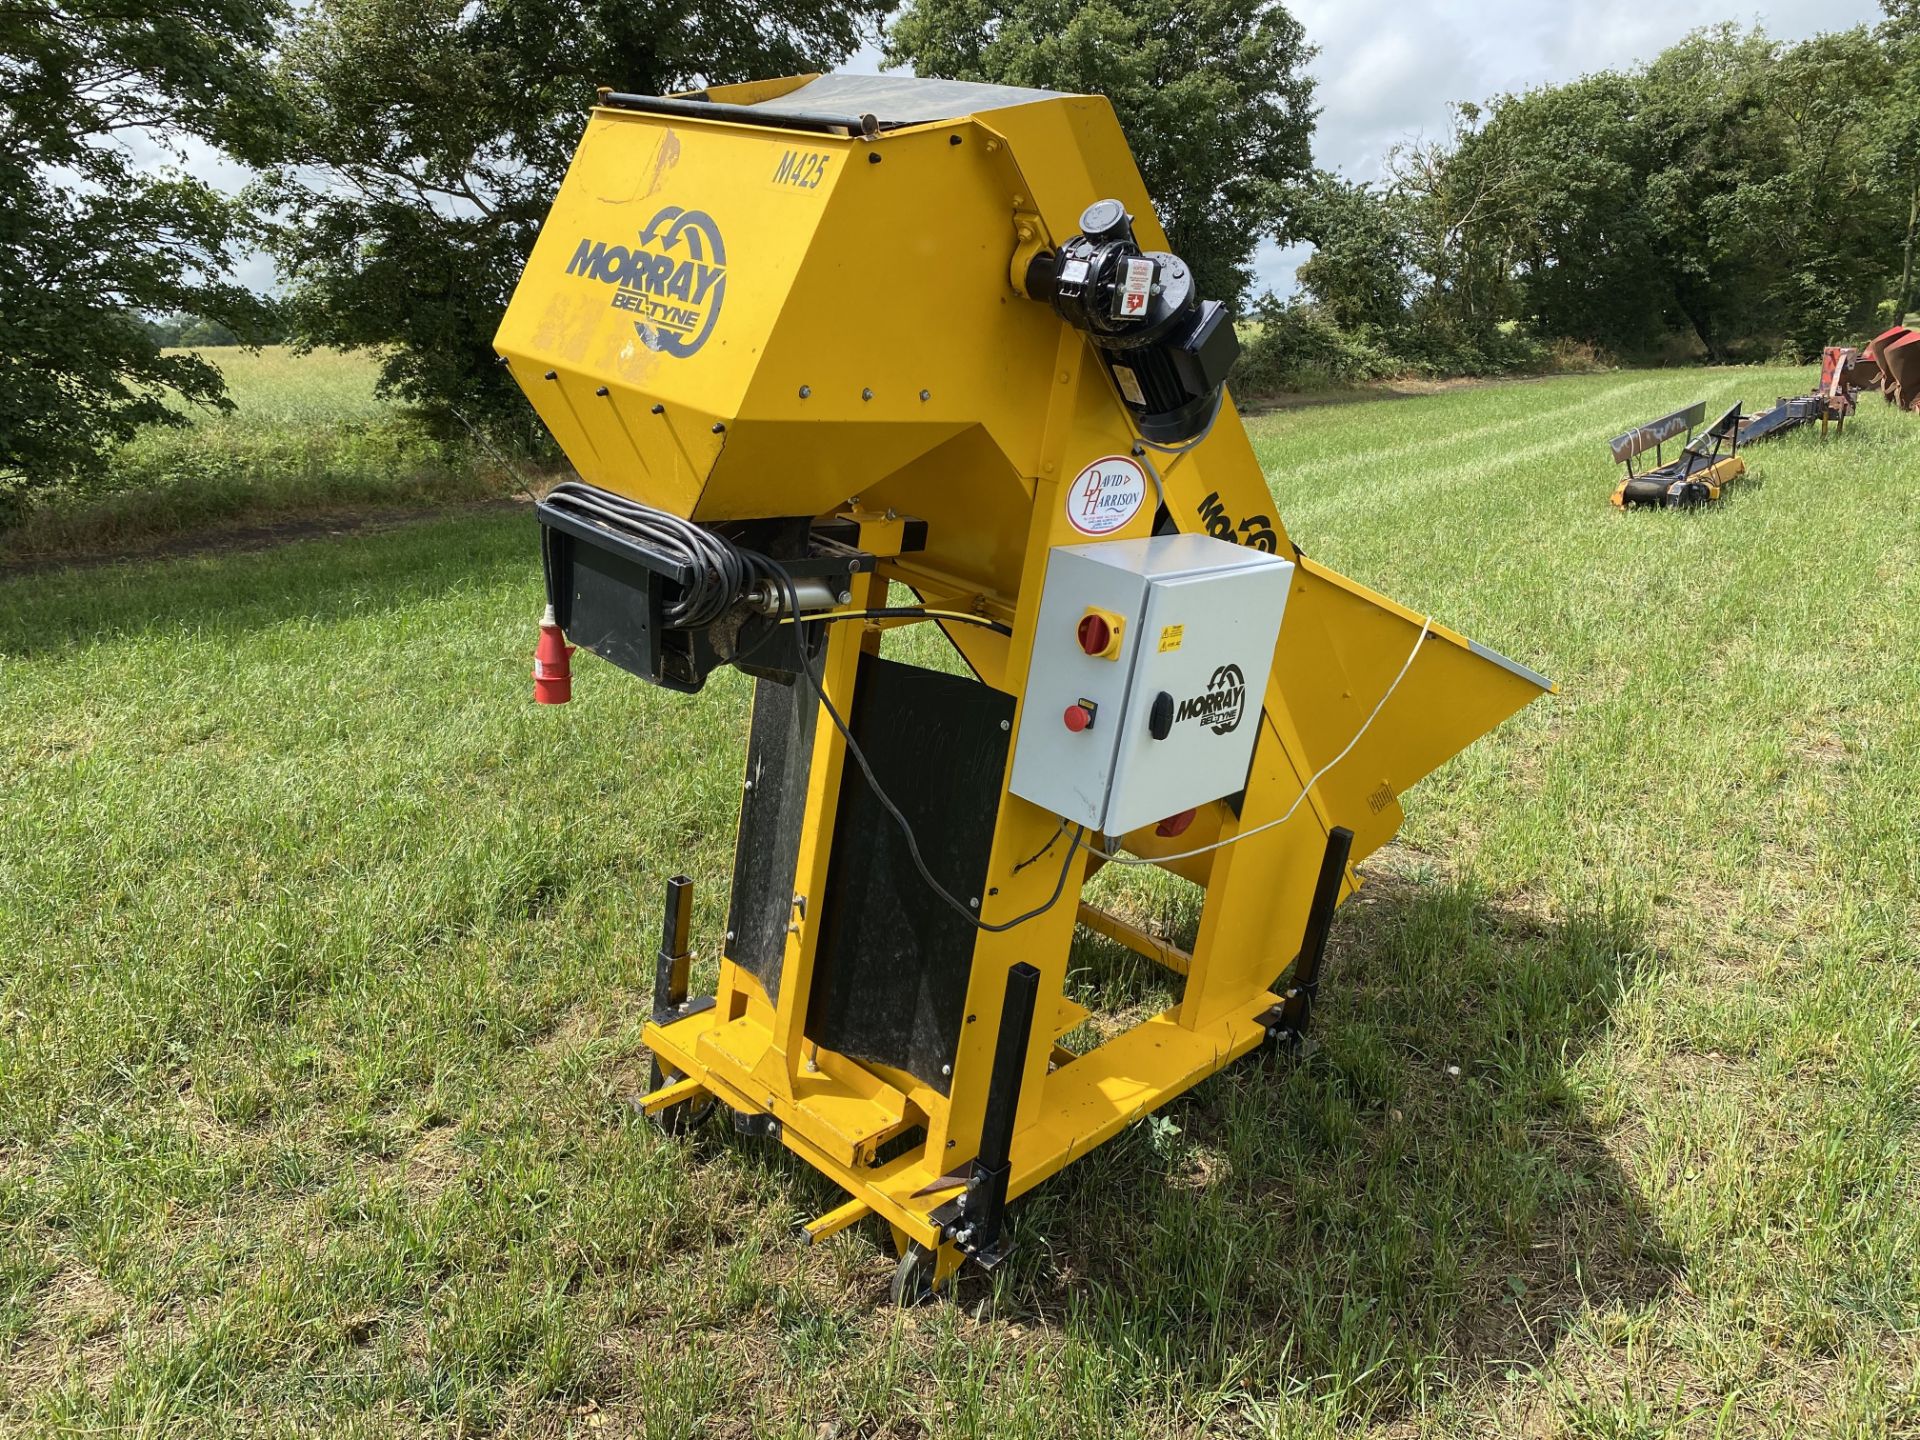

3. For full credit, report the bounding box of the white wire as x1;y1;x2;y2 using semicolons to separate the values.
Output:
1088;615;1434;866
1128;392;1222;515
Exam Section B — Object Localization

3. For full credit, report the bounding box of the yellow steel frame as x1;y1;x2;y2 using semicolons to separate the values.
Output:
495;75;1551;1293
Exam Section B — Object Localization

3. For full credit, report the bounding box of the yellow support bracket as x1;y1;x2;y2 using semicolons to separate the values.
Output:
1076;901;1191;976
800;1196;873;1246
637;1075;706;1117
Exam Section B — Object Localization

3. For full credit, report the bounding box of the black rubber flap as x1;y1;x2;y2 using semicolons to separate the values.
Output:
808;655;1014;1095
724;675;820;1000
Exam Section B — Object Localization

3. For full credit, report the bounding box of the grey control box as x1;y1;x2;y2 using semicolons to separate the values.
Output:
1008;534;1294;835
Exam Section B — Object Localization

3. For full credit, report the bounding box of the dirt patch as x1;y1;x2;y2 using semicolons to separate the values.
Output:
1239;372;1595;414
0;497;529;579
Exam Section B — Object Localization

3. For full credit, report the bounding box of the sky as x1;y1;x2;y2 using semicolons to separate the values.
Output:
178;0;1888;299
1254;0;1887;291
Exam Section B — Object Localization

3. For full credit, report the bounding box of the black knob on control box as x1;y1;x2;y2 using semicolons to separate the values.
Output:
1149;690;1174;740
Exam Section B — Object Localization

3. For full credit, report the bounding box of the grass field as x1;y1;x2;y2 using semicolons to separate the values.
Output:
0;348;512;564
1;361;1916;1436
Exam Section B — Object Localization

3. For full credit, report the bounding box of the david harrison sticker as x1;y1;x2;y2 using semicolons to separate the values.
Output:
1064;455;1148;536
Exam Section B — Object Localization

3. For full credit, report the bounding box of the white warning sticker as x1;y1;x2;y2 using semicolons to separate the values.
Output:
1064;454;1149;536
1116;256;1154;319
1111;362;1147;406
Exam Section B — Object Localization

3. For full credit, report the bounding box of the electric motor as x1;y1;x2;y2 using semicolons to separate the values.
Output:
1025;199;1240;443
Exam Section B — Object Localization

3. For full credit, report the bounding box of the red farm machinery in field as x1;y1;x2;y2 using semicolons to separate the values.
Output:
1865;326;1920;411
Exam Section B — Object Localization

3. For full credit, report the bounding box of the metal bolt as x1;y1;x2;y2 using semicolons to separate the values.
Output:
792;892;807;915
787;922;800;934
847;560;859;573
650;403;664;415
949;134;962;147
999;719;1010;731
725;930;736;942
543;369;557;380
595;386;609;397
711;422;726;434
919;389;930;402
837;590;852;605
861;387;874;401
867;152;881;165
743;778;754;791
969;897;980;910
798;384;811;399
947;1139;957;1148
941;1064;952;1076
884;508;897;520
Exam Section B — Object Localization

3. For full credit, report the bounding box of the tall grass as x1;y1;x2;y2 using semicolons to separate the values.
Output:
0;363;1914;1435
1;349;516;562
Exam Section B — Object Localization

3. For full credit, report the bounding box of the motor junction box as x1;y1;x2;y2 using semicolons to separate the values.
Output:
1009;534;1294;835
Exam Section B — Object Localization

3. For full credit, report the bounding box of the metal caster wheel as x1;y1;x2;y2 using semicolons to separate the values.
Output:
889;1243;937;1308
643;1061;714;1135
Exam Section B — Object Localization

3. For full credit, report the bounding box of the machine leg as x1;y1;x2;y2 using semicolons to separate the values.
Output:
945;962;1041;1270
645;875;713;1129
1264;826;1355;1055
651;873;694;1018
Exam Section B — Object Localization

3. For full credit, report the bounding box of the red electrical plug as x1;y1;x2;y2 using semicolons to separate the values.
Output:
533;604;574;705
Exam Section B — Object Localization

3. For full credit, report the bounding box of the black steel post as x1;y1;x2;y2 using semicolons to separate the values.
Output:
647;875;695;1095
652;874;693;1017
1272;826;1354;1047
955;961;1041;1265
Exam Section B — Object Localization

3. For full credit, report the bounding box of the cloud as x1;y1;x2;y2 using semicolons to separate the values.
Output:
138;4;1886;302
1254;0;1886;294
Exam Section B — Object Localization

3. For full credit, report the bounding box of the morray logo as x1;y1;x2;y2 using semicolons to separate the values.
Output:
564;206;727;358
1175;663;1247;735
1195;491;1278;552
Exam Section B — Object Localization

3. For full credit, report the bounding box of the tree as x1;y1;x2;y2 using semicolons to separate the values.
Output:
0;1;283;507
1418;24;1903;362
265;0;890;439
884;0;1316;308
1431;83;1668;354
1878;0;1920;319
1289;173;1410;333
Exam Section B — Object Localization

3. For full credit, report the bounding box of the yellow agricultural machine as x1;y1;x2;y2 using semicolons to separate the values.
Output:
1608;345;1885;510
495;74;1551;1301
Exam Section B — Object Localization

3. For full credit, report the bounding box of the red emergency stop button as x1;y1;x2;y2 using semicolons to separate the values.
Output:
1063;703;1093;733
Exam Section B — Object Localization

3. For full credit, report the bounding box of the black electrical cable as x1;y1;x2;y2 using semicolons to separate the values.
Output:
760;558;1084;934
1010;817;1069;874
543;484;1083;934
787;606;1014;637
543;481;758;629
